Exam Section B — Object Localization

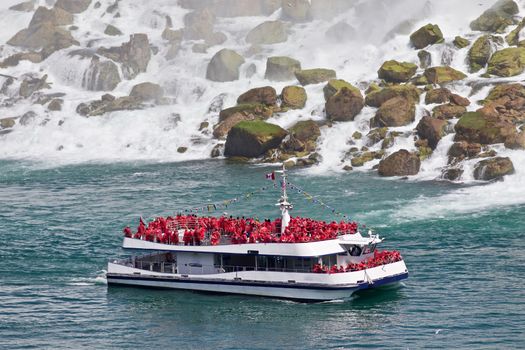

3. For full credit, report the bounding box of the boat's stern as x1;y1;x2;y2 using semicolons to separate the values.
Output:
364;260;408;288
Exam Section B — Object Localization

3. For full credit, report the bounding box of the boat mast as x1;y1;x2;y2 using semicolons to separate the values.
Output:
277;163;292;234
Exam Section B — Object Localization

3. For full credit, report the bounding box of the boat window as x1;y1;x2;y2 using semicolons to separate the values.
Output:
363;244;376;255
349;245;362;256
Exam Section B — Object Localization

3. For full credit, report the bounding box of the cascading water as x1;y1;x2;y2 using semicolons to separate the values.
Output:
0;0;524;212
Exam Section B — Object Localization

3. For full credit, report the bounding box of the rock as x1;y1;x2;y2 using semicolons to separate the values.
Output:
104;24;123;36
219;103;273;122
19;111;37;126
506;18;525;46
237;86;277;106
504;131;525;149
205;31;227;46
424;66;467;84
371;97;415;127
0;51;43;67
325;87;364;122
19;74;50;98
97;34;151;80
416;116;447;149
7;22;78;54
351;152;375;167
184;8;215;40
468;35;500;73
377;60;418;83
365;84;421;107
177;146;188;153
48;98;63;111
288;120;320;146
281;86;307;109
206;49;245;82
129;82;164;102
418;50;432;69
343;165;353;171
167;41;182;59
454;111;516;144
55;0;92;13
83;56;121;91
281;0;310;22
246;20;287;45
211;144;222;158
485;83;525;103
352;131;362;140
378;149;421;176
29;6;73;27
76;95;143;117
442;167;464;181
213;113;253;139
450;94;471;107
224;120;287;157
453;36;470;49
432;104;467;120
425;87;451;104
0;117;16;129
9;1;35;12
470;0;519;33
473;157;514;180
409;24;444;49
295;68;336;86
323;79;359;101
199;121;209;131
325;21;355;43
265;56;301;81
162;28;184;42
366;127;389;146
448;141;482;163
487;47;525;77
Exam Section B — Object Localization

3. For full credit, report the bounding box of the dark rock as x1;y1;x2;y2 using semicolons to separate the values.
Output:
237;86;277;106
442;167;464;181
7;22;79;54
454;111;516;144
295;68;336;86
83;56;121;91
29;6;73;27
378;149;421;176
323;79;359;101
424;66;467;84
104;24;123;36
48;99;63;111
224;120;287;158
409;23;444;49
432;104;467;120
425;87;451;104
365;84;420;107
453;36;470;49
281;86;307;109
19;74;50;98
325;87;364;122
206;49;245;82
366;127;389;146
470;0;519;33
416;116;447;149
473;157;514;180
377;60;417;83
418;50;432;69
55;0;92;13
264;56;301;81
487;47;525;77
129;82;164;102
76;95;143;117
97;34;151;80
504;131;525;149
371;96;415;127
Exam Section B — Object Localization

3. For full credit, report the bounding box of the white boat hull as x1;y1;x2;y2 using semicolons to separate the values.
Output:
107;260;408;301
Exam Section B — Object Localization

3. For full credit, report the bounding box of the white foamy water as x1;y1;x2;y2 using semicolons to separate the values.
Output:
1;0;525;211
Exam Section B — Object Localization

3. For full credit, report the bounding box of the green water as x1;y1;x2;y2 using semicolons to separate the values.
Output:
1;160;524;349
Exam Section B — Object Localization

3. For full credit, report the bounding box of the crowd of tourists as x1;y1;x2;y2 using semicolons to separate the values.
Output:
312;250;403;273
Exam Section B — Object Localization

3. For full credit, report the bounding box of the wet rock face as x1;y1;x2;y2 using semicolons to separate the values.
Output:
432;104;467;120
19;74;50;98
325;87;364;122
409;24;444;49
224;120;287;158
416;116;447;150
83;56;121;91
365;84;421;108
371;96;415;127
206;49;245;82
470;0;519;33
29;6;74;27
454;111;516;145
487;48;525;77
183;8;215;40
378;149;421;176
97;34;152;80
377;60;417;83
473;157;515;180
237;86;277;106
281;86;307;109
129;82;164;102
281;0;311;22
424;66;467;84
76;94;143;117
468;35;500;73
264;56;301;81
246;20;287;45
55;0;93;14
295;69;336;86
447;141;482;163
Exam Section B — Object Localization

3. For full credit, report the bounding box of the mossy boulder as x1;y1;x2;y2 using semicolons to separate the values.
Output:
418;50;432;69
224;120;287;158
246;20;288;45
351;152;376;167
473;157;515;180
424;66;467;84
453;36;470;49
378;149;421;176
323;79;360;101
365;84;421;107
325;87;364;122
504;131;525;149
448;141;482;163
265;56;301;81
281;86;307;109
219;103;273;122
506;18;525;46
454;111;516;144
485;83;525;102
486;47;525;77
366;127;389;146
378;60;418;83
0;117;16;129
284;120;320;153
470;0;519;33
371;96;416;127
295;68;336;86
104;24;123;36
416;116;447;149
432;104;467;120
425;87;451;104
206;49;245;82
237;86;277;106
468;35;502;73
409;24;444;49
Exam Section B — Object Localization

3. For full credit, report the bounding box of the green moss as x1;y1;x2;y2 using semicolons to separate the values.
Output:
470;0;519;33
453;36;470;49
487;47;525;77
289;120;320;142
234;120;285;138
505;18;525;45
295;68;336;86
468;35;493;72
323;79;360;100
365;84;421;107
424;66;467;84
378;60;418;82
456;112;487;130
281;85;307;109
409;24;444;49
219;103;273;122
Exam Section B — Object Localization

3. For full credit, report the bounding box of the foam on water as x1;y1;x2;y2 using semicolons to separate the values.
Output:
1;0;525;210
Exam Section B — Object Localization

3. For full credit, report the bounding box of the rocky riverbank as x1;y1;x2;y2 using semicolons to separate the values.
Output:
0;0;524;182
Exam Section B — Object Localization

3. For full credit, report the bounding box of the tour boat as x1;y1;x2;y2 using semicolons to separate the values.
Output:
107;167;408;301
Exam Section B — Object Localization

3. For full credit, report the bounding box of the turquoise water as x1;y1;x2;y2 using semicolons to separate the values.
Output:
1;160;524;349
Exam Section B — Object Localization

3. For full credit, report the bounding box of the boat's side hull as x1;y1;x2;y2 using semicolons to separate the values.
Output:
106;260;408;301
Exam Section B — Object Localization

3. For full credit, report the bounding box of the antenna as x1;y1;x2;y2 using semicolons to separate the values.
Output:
276;163;292;234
